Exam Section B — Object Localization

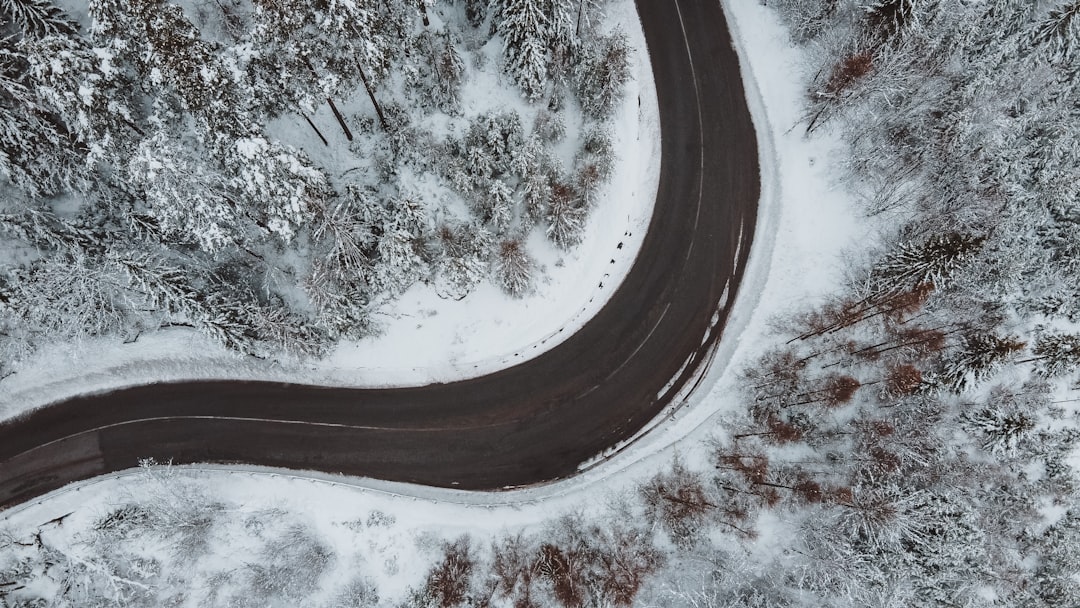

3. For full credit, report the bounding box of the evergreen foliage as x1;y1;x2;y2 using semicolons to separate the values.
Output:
1032;332;1080;377
497;0;550;100
937;333;1025;393
574;30;631;118
870;232;985;295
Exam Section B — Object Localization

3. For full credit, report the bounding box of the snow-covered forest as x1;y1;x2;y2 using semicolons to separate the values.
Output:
5;0;1080;607
0;0;631;373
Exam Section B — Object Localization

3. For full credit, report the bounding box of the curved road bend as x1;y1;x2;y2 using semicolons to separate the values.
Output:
0;0;759;509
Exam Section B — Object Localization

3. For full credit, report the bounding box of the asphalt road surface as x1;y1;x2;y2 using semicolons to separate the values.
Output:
0;0;760;509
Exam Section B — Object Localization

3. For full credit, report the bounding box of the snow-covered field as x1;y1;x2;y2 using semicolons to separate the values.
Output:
0;0;660;419
2;1;867;603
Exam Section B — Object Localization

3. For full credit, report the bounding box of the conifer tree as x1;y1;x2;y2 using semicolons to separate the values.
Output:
871;232;986;295
546;182;585;248
24;34;142;164
0;37;88;196
222;136;330;243
497;0;550;101
1035;1;1080;60
89;0;242;136
128;130;239;251
938;333;1025;393
574;31;631;119
1031;332;1080;377
494;237;533;297
0;0;77;39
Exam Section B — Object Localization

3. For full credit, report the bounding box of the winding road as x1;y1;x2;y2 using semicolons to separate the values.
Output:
0;0;760;509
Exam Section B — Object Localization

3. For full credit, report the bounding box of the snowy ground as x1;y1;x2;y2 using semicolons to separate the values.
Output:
0;0;660;419
3;1;868;603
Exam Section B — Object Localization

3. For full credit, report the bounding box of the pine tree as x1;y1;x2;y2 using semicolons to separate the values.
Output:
305;185;380;341
24;34;143;164
494;237;533;297
864;0;921;39
486;178;514;232
371;196;430;295
546;182;585;249
108;251;202;318
406;30;465;114
961;398;1035;455
1035;1;1080;60
127;130;239;251
574;31;631;119
0;0;77;39
938;333;1025;393
0;36;89;197
248;0;337;116
222;136;330;243
871;232;986;295
574;125;614;208
247;0;392;122
6;253;128;340
465;0;487;28
434;222;491;300
497;0;550;101
1031;332;1080;377
89;0;242;136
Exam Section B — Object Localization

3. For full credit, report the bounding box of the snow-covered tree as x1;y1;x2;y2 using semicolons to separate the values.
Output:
89;0;242;135
497;0;550;100
464;111;526;180
128;130;239;251
109;251;202;319
409;30;465;113
574;125;614;208
433;221;491;299
222;136;330;242
246;0;395;122
574;30;631;119
23;34;142;165
871;232;986;295
5;253;128;340
0;0;77;39
493;237;533;296
1031;332;1080;377
937;333;1025;393
963;384;1036;457
1036;1;1080;60
371;196;430;295
0;37;89;197
465;0;487;28
485;178;514;232
545;182;585;248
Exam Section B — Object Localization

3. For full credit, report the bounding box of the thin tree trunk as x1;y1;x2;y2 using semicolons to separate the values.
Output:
418;0;430;26
302;113;329;146
326;98;353;141
357;62;389;130
576;0;585;39
299;56;351;140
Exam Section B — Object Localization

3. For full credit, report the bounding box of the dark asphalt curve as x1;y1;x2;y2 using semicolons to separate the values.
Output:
0;0;760;509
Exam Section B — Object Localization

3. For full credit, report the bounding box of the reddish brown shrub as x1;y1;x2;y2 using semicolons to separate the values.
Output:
823;375;861;406
825;51;874;94
886;364;923;395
